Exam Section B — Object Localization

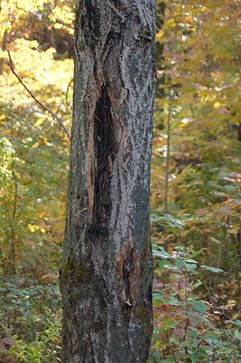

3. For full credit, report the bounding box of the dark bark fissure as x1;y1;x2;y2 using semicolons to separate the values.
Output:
90;86;116;236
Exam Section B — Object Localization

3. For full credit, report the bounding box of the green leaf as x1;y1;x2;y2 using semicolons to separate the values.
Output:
201;265;224;273
165;296;180;306
191;352;198;363
163;264;179;271
223;185;236;192
153;246;170;259
153;291;164;302
185;258;198;264
192;300;206;313
234;330;241;341
204;332;222;348
176;257;187;269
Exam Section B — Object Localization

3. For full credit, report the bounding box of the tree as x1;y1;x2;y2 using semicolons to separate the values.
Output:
60;1;156;362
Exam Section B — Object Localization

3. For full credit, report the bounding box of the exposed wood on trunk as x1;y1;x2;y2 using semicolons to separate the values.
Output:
60;1;156;362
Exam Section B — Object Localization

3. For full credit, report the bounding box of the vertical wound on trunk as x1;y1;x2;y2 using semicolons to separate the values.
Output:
92;86;116;233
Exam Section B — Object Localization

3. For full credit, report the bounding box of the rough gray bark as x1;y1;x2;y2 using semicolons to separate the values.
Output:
60;1;156;362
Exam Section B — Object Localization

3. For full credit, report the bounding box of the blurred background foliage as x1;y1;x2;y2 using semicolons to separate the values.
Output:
0;1;73;361
0;0;240;362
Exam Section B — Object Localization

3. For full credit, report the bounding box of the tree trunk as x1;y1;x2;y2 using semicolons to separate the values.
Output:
60;1;156;362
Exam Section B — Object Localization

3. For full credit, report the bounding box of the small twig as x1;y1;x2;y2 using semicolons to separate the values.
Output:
65;78;73;110
7;51;71;140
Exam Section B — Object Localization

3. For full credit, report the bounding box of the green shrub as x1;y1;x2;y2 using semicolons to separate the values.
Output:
149;245;241;363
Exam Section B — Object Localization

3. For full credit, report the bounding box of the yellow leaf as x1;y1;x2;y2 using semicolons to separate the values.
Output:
27;224;37;233
37;211;46;218
156;29;164;41
214;102;221;108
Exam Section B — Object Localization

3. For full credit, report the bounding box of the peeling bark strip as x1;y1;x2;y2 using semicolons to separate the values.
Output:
116;240;141;307
60;1;156;362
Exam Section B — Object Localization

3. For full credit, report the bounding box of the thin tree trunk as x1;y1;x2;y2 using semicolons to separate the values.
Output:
164;89;172;214
60;1;156;362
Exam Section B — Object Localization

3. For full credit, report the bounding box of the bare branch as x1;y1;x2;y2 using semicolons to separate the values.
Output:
7;51;71;141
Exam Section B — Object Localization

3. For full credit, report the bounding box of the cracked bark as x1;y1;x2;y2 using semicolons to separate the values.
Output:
60;1;156;362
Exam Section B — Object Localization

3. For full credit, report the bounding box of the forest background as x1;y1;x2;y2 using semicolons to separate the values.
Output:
0;0;240;362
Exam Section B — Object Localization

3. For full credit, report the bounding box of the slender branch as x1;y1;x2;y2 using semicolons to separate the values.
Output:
7;51;71;141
